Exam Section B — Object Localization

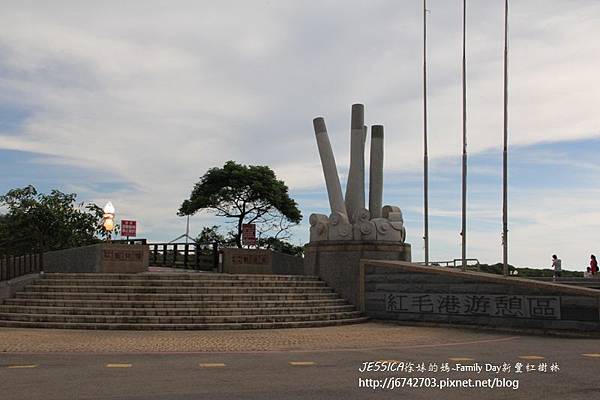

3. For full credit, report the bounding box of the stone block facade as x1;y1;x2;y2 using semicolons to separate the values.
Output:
304;241;411;307
360;260;600;333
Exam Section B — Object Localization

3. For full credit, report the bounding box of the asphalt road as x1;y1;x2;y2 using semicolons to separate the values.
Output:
1;331;600;400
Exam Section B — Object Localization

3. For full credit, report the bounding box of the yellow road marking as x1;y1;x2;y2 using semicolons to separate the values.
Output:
7;364;38;369
518;356;545;360
199;363;226;368
582;353;600;358
106;364;132;368
448;358;475;361
289;361;316;366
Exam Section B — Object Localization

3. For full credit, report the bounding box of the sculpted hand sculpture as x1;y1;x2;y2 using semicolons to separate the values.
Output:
310;104;406;243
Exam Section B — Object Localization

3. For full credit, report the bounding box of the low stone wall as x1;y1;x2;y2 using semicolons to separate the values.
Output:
360;260;600;333
221;248;303;275
272;252;305;275
304;241;411;307
0;273;39;300
43;243;149;274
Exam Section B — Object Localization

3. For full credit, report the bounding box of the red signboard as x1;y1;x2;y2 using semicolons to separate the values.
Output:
121;220;137;237
242;223;256;245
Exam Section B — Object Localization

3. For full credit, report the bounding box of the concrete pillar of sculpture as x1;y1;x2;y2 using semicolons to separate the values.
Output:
344;104;366;223
369;125;384;219
309;213;329;242
313;117;347;217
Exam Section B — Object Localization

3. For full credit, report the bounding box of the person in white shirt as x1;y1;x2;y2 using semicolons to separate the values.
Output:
552;254;561;280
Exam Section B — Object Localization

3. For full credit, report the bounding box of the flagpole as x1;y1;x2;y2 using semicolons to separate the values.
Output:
461;0;468;271
502;0;509;276
423;0;429;266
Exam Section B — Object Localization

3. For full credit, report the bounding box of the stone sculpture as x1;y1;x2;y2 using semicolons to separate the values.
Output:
310;104;406;243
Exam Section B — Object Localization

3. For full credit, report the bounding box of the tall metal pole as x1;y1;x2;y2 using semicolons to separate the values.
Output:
502;0;509;276
461;0;468;271
423;0;429;265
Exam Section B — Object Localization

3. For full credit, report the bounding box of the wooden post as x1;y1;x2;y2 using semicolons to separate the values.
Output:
184;243;189;269
213;242;219;271
173;244;178;268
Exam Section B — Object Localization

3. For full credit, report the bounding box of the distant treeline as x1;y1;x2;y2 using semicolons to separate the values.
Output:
475;263;583;278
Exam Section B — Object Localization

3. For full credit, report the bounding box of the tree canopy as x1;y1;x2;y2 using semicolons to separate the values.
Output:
195;225;236;247
0;185;105;256
195;225;304;256
179;161;302;248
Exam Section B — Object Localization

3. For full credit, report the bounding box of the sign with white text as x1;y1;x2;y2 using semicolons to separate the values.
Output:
242;223;256;245
121;220;137;237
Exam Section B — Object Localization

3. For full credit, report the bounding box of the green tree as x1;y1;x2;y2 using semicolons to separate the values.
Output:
179;161;302;248
0;185;105;255
257;237;304;256
195;225;236;246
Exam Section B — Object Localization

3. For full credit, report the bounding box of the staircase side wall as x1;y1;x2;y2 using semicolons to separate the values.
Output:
361;260;600;333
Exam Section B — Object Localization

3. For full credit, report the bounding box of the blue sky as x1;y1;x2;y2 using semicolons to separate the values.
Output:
3;136;600;270
1;1;599;270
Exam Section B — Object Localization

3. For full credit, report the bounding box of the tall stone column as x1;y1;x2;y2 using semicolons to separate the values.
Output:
313;117;347;217
345;104;366;223
369;125;384;218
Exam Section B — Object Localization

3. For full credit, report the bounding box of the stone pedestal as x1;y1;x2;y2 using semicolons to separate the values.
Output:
304;241;411;307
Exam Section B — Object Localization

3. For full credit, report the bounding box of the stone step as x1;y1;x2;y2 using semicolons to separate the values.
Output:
23;285;332;294
1;272;367;330
14;292;340;301
0;311;364;324
41;273;320;281
0;304;356;316
2;298;348;309
31;279;327;288
0;316;370;330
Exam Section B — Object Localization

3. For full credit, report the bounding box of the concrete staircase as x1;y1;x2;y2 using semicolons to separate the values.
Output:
0;273;367;330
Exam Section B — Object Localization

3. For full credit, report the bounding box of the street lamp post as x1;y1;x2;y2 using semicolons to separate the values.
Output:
102;202;116;241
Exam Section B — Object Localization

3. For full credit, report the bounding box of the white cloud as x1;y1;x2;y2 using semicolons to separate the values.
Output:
0;0;599;268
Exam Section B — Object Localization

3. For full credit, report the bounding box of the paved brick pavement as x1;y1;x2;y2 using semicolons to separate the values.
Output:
0;322;512;353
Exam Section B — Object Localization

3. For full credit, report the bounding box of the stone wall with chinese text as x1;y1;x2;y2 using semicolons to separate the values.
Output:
222;248;303;275
360;260;600;333
43;243;148;274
